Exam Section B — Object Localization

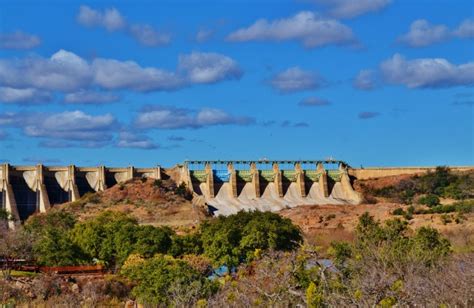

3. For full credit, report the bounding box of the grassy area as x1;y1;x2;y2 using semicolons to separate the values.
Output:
1;270;38;278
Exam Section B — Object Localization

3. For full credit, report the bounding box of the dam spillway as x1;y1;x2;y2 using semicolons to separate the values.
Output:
182;160;362;216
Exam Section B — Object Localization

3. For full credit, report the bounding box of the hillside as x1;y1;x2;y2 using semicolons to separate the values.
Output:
55;177;208;229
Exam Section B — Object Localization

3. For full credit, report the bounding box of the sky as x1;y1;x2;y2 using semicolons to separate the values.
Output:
0;0;473;168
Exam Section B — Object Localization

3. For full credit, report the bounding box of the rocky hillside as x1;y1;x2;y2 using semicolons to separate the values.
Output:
55;177;208;229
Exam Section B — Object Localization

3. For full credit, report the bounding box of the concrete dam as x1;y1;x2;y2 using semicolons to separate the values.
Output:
2;161;472;224
182;160;362;216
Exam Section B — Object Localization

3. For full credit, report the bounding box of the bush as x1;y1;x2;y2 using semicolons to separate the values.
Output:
392;208;405;216
24;212;88;266
370;167;473;203
153;179;163;188
175;183;192;200
121;254;217;306
200;211;302;267
71;212;176;268
418;194;440;207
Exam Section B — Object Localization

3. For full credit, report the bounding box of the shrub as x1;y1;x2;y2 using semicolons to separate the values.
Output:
121;254;217;306
153;179;163;188
24;212;87;266
418;194;440;207
440;214;452;225
71;212;176;267
392;208;405;216
200;211;302;267
175;183;192;200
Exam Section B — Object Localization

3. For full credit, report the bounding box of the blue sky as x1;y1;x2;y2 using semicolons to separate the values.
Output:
0;0;472;167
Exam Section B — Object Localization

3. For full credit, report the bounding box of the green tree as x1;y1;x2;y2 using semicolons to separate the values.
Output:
24;211;87;266
200;211;302;267
121;254;217;305
71;211;138;267
133;225;174;258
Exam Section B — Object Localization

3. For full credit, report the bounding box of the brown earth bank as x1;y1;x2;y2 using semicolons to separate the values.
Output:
280;203;474;251
55;177;208;230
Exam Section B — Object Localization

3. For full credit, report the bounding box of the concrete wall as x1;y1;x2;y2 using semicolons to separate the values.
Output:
349;166;474;180
0;164;161;225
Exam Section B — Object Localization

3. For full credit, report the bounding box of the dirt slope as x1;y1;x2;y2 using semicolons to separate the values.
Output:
57;178;208;229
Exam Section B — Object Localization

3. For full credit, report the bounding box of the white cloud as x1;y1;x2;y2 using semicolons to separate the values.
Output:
0;31;41;49
398;19;450;47
227;11;356;48
128;24;170;46
353;69;376;90
196;28;214;43
178;52;242;84
117;132;158;149
135;106;255;129
0;111;117;146
63;90;120;104
380;54;474;88
92;58;184;91
0;87;52;104
269;67;324;93
298;97;331;106
77;5;168;46
0;50;241;93
453;18;474;38
23;110;117;142
0;49;92;92
312;0;392;19
77;5;126;31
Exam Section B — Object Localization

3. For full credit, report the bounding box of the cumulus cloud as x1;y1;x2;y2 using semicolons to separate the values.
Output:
178;52;242;84
0;50;241;94
398;20;450;47
196;28;214;43
227;11;356;48
77;5;169;47
298;97;331;106
23;111;117;142
0;31;41;49
358;111;380;119
77;6;126;31
63;90;120;104
117;132;158;149
312;0;392;19
135;106;255;129
0;49;92;92
353;69;376;90
0;87;52;104
128;24;171;46
380;54;474;88
269;67;325;93
92;58;184;91
453;18;474;38
0;110;117;147
397;18;474;48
